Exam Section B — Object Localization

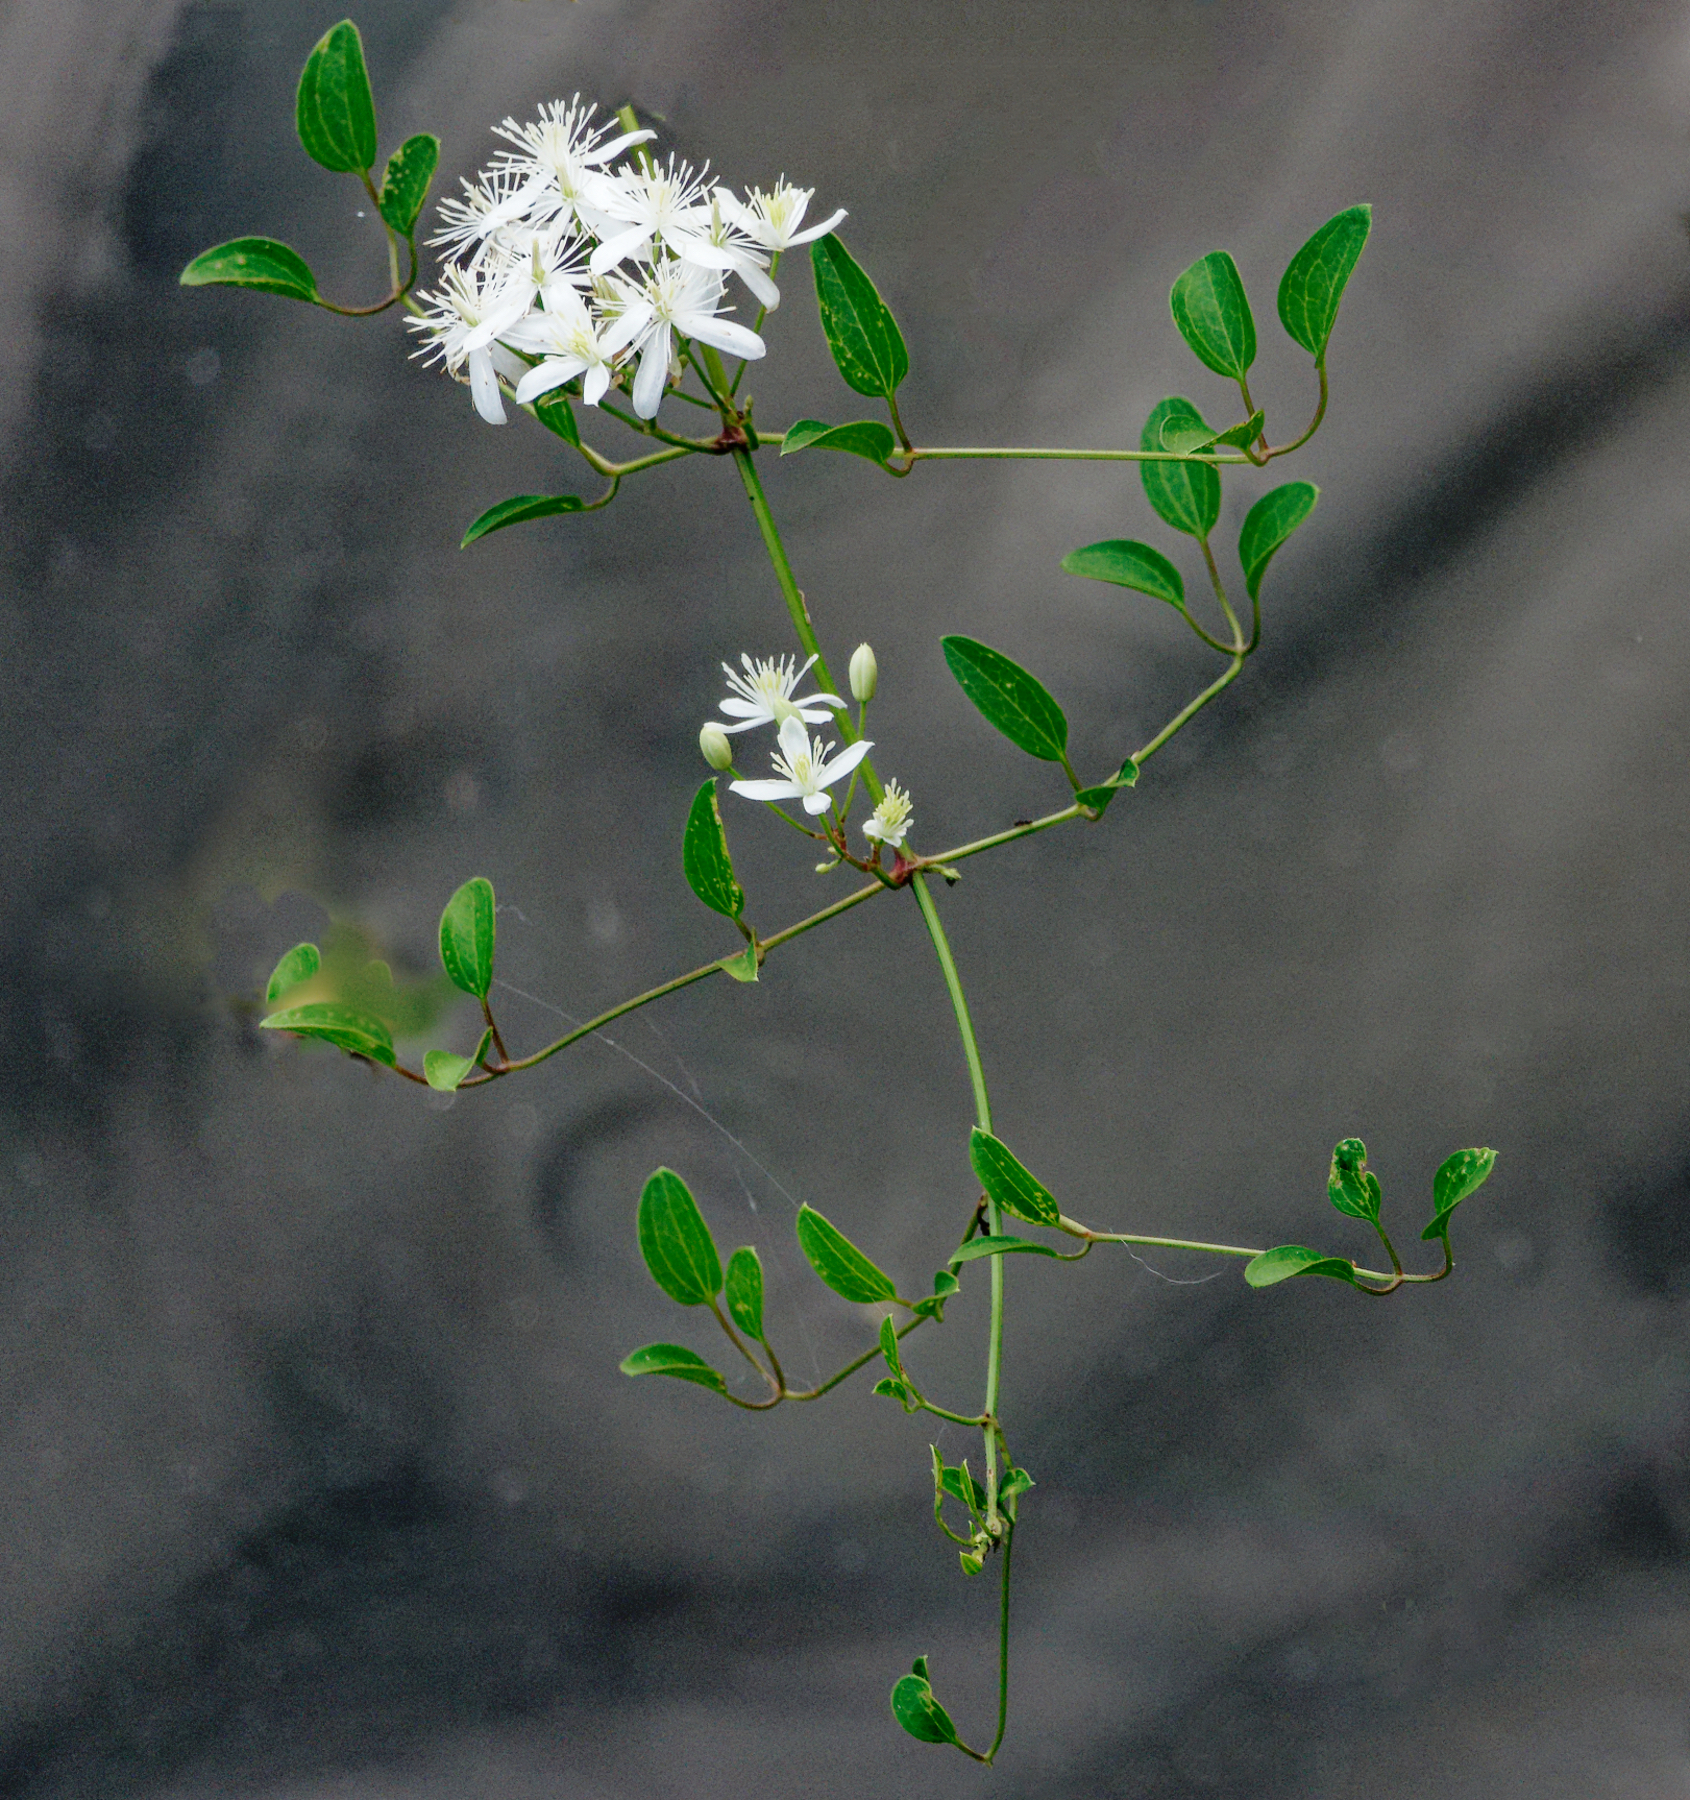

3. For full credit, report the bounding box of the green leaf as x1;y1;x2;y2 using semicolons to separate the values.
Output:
778;418;897;464
1141;398;1222;538
1061;539;1185;609
1161;409;1265;455
810;233;909;398
999;1465;1035;1521
258;1001;395;1066
534;391;580;446
948;1235;1061;1264
683;779;745;920
795;1204;896;1305
1278;203;1372;358
1244;1245;1359;1288
179;237;319;303
873;1376;917;1409
940;1464;986;1514
718;941;759;982
891;1663;961;1747
879;1313;905;1380
461;493;586;547
1075;758;1140;816
1422;1147;1498;1241
912;1267;960;1321
637;1168;723;1306
725;1246;766;1340
265;941;321;1004
1239;482;1319;601
438;877;496;1000
968;1127;1061;1228
940;636;1068;762
295;19;378;174
423;1028;491;1093
618;1343;728;1393
377;132;439;233
1170;250;1258;380
1327;1136;1382;1222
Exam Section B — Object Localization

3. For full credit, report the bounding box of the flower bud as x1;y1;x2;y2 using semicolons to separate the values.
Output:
698;721;733;770
849;642;878;703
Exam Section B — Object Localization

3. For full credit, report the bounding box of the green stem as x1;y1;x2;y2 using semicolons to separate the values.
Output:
896;446;1252;466
1266;358;1329;458
788;1314;928;1401
986;1525;1014;1763
1197;533;1244;649
1131;656;1245;763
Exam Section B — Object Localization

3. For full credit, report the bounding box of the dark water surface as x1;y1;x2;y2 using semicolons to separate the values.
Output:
4;1;1690;1794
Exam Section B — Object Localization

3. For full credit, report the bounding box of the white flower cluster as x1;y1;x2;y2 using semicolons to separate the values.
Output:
408;99;844;426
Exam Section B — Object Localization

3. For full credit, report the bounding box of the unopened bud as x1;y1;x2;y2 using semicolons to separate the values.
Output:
849;642;878;703
699;721;733;770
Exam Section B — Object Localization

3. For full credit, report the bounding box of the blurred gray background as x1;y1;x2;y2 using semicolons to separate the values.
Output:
4;0;1690;1793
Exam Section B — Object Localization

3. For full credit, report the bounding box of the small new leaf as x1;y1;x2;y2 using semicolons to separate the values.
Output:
637;1168;723;1306
296;19;378;175
891;1666;961;1747
438;877;496;1000
873;1376;916;1409
811;234;909;398
1278;203;1372;359
683;779;745;921
940;636;1068;762
879;1314;904;1381
1422;1146;1498;1242
1075;758;1140;817
795;1204;896;1305
423;1027;492;1093
265;942;321;1004
1141;398;1222;538
180;238;319;303
1061;539;1185;609
968;1127;1062;1228
1170;249;1258;380
1327;1136;1382;1222
999;1465;1035;1521
377;133;439;234
718;941;759;982
778;418;897;464
1244;1245;1359;1288
461;493;586;546
618;1343;728;1394
258;1001;395;1066
725;1246;766;1340
948;1235;1061;1264
940;1464;986;1514
1239;482;1319;601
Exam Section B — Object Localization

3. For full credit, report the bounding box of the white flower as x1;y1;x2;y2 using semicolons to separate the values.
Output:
731;715;872;816
716;179;846;252
717;652;846;735
585;154;734;278
490;97;653;230
699;721;734;770
430;165;550;266
505;287;644;408
406;263;530;424
863;780;913;848
459;229;589;356
610;260;765;418
683;194;780;309
849;642;877;703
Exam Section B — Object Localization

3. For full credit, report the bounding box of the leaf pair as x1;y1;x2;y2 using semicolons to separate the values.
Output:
258;939;399;1065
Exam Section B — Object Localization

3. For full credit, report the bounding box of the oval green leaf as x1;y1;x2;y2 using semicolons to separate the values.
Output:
940;636;1068;762
1239;481;1319;601
179;237;319;303
968;1127;1061;1228
949;1235;1060;1264
637;1167;723;1306
779;418;897;464
439;876;495;1000
1169;250;1257;380
377;132;439;234
296;19;378;174
265;941;321;1004
618;1343;728;1394
461;493;586;547
1244;1245;1359;1288
725;1246;766;1341
423;1027;491;1093
1061;539;1186;608
810;234;909;399
683;779;745;921
1278;203;1372;359
891;1666;961;1746
1141;398;1222;538
258;1001;395;1066
1422;1146;1498;1241
795;1204;896;1305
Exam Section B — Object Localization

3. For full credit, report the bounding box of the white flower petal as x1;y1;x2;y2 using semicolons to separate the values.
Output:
786;205;848;246
680;313;765;360
730;777;804;801
718;699;764;719
801;791;834;815
776;716;811;762
734;258;780;309
821;737;873;781
468;347;506;424
582;362;612;406
591;224;652;275
631;331;669;417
